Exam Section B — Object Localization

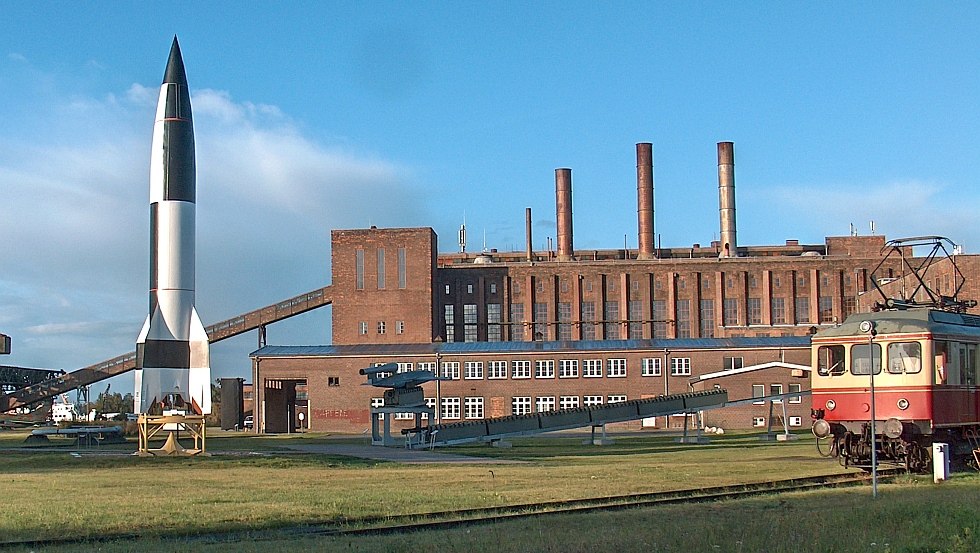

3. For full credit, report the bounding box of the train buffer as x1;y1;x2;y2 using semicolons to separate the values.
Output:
406;389;728;449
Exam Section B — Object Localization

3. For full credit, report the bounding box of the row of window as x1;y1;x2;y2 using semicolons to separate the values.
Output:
355;247;408;291
373;358;695;380
445;272;856;297
816;340;978;386
371;394;631;420
751;383;804;403
440;296;848;342
754;416;804;427
359;320;406;335
371;394;805;422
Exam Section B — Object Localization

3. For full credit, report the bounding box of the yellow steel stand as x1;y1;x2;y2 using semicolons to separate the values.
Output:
136;414;209;456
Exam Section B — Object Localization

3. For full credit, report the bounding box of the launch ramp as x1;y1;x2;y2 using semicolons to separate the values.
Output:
0;286;333;412
413;389;727;448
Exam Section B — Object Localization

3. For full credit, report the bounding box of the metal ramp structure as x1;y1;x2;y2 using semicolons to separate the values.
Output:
0;285;333;413
409;389;728;448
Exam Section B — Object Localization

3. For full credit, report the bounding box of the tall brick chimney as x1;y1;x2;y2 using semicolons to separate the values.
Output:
717;142;737;258
555;168;574;261
636;142;655;260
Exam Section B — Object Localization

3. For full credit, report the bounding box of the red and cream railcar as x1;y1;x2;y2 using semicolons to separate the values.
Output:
810;308;980;471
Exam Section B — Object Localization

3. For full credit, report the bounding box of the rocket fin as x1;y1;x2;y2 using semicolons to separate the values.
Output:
187;306;212;414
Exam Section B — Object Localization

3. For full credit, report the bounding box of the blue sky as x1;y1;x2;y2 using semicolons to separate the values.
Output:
2;3;979;389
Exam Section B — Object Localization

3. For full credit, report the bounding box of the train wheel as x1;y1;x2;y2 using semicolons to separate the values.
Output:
905;442;929;473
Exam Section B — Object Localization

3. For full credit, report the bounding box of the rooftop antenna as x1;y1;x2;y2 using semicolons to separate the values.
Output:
850;223;857;237
870;220;876;235
459;213;467;253
482;228;488;253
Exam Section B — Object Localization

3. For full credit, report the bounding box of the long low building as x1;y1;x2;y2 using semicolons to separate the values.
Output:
251;337;812;433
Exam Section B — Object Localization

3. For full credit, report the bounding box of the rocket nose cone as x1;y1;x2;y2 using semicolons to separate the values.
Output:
163;36;188;86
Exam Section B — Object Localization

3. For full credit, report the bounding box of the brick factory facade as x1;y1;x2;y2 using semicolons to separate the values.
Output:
249;142;979;434
251;225;953;434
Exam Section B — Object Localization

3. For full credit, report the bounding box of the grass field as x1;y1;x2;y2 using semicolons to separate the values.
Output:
1;428;977;552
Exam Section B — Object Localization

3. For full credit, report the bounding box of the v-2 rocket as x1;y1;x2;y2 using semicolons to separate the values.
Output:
135;37;211;415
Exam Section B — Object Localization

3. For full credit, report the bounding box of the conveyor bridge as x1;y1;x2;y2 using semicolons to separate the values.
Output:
0;285;333;413
411;389;728;447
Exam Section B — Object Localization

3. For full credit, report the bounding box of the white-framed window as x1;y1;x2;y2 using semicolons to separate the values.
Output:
583;395;603;407
464;361;484;380
467;284;474;294
789;383;802;404
771;383;784;403
464;397;484;419
371;397;384;420
512;396;532;416
512;360;531;379
535;360;555;379
418;362;436;373
441;362;460;380
488;360;508;379
752;416;766;427
670;357;691;376
536;396;556;412
377;321;386;334
359;322;368;335
421;397;436;420
441;397;461;420
559;396;579;410
559;359;579;378
607;395;627;404
373;362;393;379
396;320;405;334
583;359;603;378
789;416;803;427
641;358;662;377
396;362;414;373
752;384;765;404
394;410;413;420
607;358;627;378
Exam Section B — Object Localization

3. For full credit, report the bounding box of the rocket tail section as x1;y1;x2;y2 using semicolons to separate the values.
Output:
187;306;212;415
134;308;211;415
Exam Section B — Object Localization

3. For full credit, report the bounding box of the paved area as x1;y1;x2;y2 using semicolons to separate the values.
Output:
283;443;523;464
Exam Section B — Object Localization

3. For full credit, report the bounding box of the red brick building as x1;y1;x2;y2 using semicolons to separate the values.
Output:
249;142;976;434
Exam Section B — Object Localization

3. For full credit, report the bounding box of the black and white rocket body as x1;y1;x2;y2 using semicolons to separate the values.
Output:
135;38;211;415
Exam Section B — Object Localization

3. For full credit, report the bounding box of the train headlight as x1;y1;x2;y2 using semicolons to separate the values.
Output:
897;398;909;410
825;399;836;411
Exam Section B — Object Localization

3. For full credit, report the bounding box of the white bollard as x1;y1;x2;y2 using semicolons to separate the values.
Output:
932;442;950;483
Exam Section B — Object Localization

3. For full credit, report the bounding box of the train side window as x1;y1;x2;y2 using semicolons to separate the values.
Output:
817;345;846;376
887;342;921;374
851;343;882;375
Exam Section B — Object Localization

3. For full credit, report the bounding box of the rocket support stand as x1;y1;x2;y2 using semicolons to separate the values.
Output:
136;414;208;456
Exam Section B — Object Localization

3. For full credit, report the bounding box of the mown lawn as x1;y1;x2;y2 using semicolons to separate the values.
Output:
2;429;975;552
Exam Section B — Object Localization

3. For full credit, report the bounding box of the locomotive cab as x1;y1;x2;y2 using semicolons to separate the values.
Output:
810;308;980;472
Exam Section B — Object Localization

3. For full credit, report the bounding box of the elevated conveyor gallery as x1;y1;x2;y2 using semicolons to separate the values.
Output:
0;286;333;413
412;389;728;447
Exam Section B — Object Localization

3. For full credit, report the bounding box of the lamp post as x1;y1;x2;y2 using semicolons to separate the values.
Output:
860;320;878;498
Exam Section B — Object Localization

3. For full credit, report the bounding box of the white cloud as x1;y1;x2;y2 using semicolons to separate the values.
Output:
742;180;979;249
1;77;430;379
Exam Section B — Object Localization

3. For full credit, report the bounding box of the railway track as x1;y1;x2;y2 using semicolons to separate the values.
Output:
0;469;902;549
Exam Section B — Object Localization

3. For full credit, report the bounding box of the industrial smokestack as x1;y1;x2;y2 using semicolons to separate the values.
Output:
525;207;533;262
555;168;573;261
717;141;737;258
636;142;655;260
